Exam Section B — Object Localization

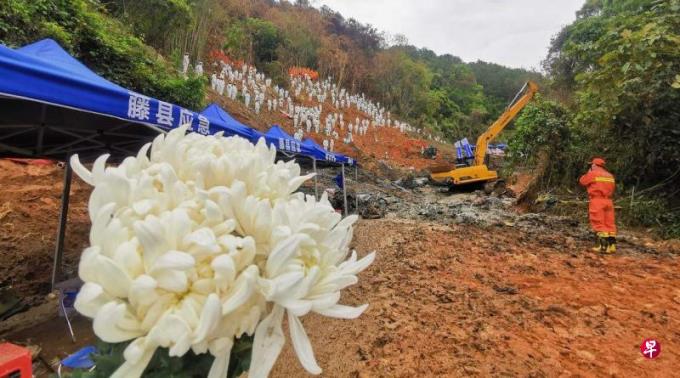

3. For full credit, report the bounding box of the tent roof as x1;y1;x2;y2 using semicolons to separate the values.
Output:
301;137;357;165
200;103;254;140
16;39;125;90
301;138;328;161
334;151;356;166
261;125;302;155
0;38;358;165
0;39;212;161
265;125;294;140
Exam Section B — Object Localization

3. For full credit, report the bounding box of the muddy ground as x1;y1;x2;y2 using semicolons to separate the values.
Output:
0;159;90;308
274;219;680;376
1;159;679;376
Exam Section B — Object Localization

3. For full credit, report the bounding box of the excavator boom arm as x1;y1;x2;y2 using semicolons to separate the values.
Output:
474;81;538;166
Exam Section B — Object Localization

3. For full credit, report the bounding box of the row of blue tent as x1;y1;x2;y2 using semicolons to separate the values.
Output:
202;104;354;165
454;138;507;160
0;38;355;165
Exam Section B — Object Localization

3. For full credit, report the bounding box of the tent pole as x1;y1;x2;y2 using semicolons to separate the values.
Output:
313;158;318;200
37;104;47;155
355;165;359;215
341;164;348;216
51;157;72;291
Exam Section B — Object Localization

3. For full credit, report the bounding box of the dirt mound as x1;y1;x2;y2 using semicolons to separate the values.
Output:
0;159;90;307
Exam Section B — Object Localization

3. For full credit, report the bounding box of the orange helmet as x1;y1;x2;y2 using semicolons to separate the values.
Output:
592;157;606;166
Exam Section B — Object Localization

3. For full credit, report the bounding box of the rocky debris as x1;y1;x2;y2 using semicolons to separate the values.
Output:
422;145;438;159
347;177;603;243
493;285;519;295
357;194;387;219
329;189;347;211
533;194;559;211
394;175;429;189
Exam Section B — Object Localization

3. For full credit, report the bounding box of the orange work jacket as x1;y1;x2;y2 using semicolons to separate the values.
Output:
579;165;615;200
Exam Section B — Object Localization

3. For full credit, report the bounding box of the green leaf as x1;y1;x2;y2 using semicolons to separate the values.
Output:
622;62;631;73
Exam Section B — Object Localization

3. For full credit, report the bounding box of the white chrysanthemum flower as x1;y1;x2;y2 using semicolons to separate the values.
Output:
251;195;374;376
71;125;373;377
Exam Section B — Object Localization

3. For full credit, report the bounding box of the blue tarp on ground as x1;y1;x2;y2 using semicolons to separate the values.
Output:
0;38;216;134
200;103;255;139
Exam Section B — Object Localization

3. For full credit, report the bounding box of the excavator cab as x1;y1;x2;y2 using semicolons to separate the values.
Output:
430;81;538;187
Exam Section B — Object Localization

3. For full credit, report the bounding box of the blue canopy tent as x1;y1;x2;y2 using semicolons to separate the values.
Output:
300;136;358;167
0;38;218;161
301;137;335;163
0;39;362;290
0;39;224;291
200;103;255;140
334;152;356;166
262;125;301;155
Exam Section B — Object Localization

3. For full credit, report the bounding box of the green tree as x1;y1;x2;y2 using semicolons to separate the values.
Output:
568;0;680;186
0;0;205;109
508;97;583;186
468;60;543;116
224;17;281;65
371;49;432;119
538;0;680;236
101;0;193;52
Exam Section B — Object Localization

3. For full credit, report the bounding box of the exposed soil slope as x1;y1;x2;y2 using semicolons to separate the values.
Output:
0;160;90;307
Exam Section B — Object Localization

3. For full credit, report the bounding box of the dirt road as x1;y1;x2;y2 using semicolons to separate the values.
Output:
273;219;680;377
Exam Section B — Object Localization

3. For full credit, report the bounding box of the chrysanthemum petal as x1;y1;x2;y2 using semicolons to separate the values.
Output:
193;294;221;343
288;311;322;375
74;282;111;318
93;302;144;343
315;303;369;319
249;305;285;378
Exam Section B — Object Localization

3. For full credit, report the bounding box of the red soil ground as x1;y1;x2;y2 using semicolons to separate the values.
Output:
1;161;679;377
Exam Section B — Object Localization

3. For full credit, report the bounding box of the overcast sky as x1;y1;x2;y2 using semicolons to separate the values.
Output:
312;0;584;70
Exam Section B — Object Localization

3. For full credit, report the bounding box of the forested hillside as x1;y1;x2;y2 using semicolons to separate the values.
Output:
0;0;539;142
509;0;680;236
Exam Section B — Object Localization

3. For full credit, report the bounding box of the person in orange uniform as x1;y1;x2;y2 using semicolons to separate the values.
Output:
579;157;617;253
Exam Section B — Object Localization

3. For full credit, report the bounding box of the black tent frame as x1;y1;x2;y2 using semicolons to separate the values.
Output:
1;96;164;290
1;96;361;292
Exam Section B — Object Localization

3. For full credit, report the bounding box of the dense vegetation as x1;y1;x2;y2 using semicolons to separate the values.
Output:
0;0;206;109
509;0;680;237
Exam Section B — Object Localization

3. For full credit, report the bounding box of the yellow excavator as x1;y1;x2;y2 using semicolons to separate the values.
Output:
430;81;538;187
